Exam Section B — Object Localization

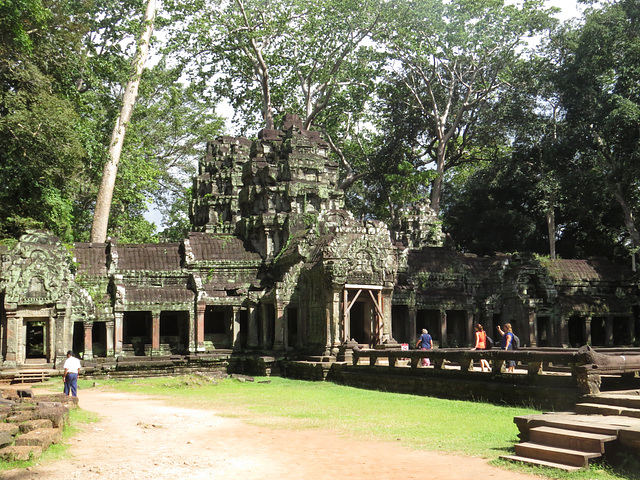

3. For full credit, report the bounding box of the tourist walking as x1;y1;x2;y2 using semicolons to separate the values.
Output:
63;350;82;397
497;323;516;373
416;328;433;367
473;324;491;372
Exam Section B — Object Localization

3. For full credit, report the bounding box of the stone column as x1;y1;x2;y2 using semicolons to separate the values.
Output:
273;303;285;350
247;304;259;348
114;311;124;357
560;315;569;348
439;309;447;347
628;317;635;345
232;306;241;350
196;302;206;352
527;307;536;347
106;320;115;357
605;316;614;346
260;302;270;348
83;321;94;360
467;310;475;347
3;307;18;365
331;289;341;355
585;316;592;346
408;305;417;347
151;312;161;355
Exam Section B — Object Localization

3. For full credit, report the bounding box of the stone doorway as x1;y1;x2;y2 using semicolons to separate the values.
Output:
25;319;47;362
343;285;384;346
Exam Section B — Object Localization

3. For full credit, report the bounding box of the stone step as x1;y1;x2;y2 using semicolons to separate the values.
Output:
582;393;640;410
576;402;640;419
500;454;583;472
514;442;602;468
529;426;617;453
516;415;621;436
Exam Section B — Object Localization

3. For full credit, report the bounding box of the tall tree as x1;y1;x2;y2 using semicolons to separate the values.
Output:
556;0;640;254
91;0;157;243
385;0;556;214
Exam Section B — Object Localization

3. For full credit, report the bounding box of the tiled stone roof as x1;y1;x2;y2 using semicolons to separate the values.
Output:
187;233;262;262
558;295;632;314
73;243;108;276
123;286;194;304
117;243;182;271
544;259;633;282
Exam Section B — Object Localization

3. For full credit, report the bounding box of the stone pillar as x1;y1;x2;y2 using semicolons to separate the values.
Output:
528;307;536;347
114;311;124;357
331;289;341;355
585;316;592;346
106;320;115;357
196;302;206;352
467;310;475;347
232;305;241;350
260;302;270;348
560;315;569;348
3;307;18;365
151;312;161;355
408;305;417;347
273;303;285;350
605;317;614;346
83;321;94;360
439;309;447;347
247;304;259;348
342;288;350;343
628;317;635;345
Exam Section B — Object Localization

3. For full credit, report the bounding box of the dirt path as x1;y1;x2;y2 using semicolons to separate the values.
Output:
3;389;542;480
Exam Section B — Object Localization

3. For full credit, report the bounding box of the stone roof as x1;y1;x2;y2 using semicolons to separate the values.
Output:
557;295;632;314
123;286;194;304
187;233;262;262
73;243;108;276
544;259;634;282
406;247;505;275
116;243;182;271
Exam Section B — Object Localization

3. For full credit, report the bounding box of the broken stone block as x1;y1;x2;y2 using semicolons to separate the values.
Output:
0;423;19;436
15;427;62;449
16;388;33;398
0;445;43;461
0;431;13;448
20;419;53;433
6;412;34;423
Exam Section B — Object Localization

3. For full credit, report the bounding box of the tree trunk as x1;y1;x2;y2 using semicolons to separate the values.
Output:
90;0;156;243
614;183;640;249
547;207;556;260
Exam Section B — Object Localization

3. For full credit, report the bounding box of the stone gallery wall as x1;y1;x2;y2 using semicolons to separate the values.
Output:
1;115;639;367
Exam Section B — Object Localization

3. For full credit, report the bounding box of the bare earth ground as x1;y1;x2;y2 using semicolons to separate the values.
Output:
3;389;543;480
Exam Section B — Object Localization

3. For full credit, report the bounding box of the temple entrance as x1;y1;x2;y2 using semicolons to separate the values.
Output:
342;285;384;346
568;316;585;347
286;307;298;348
446;310;467;347
536;316;551;347
92;322;107;357
160;312;189;354
349;302;369;344
417;310;440;346
72;321;84;356
123;312;152;356
25;320;47;360
391;305;410;343
204;306;230;348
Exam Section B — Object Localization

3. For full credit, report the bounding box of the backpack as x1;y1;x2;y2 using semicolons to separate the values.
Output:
512;333;520;350
484;334;494;350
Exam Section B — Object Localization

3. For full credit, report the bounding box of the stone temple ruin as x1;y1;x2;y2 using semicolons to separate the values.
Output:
1;114;639;368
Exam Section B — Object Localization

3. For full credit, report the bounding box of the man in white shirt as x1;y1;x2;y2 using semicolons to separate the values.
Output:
63;350;82;397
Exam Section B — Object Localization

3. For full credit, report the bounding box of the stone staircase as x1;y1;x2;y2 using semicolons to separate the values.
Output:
502;389;640;471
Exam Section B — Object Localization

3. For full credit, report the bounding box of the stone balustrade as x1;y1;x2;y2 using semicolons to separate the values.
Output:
351;347;640;395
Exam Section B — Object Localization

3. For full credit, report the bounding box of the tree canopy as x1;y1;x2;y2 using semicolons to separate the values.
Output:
1;0;639;262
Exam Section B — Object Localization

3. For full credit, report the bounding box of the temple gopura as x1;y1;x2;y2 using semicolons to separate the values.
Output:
1;114;639;368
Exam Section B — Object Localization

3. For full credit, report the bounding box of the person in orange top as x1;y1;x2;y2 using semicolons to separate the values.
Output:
473;323;491;372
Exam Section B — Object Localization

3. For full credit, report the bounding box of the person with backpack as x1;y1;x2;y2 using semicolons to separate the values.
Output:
497;323;516;373
472;323;491;372
416;328;433;367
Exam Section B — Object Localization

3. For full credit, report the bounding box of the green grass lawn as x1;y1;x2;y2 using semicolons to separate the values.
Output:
18;375;640;480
